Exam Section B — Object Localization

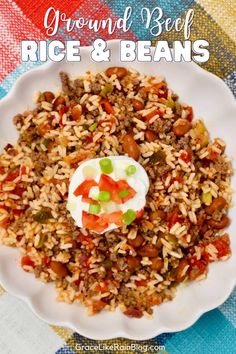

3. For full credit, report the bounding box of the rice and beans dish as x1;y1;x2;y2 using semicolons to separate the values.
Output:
0;67;233;318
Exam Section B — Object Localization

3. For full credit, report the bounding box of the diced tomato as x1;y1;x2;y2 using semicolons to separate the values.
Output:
74;275;85;287
12;186;26;197
101;211;123;227
0;216;9;229
99;175;136;204
78;253;90;268
78;234;95;250
143;109;162;121
140;82;165;94
5;168;19;182
148;293;162;306
212;234;230;259
185;106;193;122
136;208;144;218
124;307;143;318
95;281;109;293
74;279;81;287
170;173;183;185
4;143;13;151
176;258;189;282
188;256;207;280
82;211;108;233
0;204;9;211
180;150;192;163
99;174;122;204
167;208;183;229
201;251;210;263
135;279;148;287
58;105;70;126
84;134;93;144
98;117;116;132
0;167;5;174
21;255;35;269
59;105;69;115
158;86;168;99
100;99;115;114
13;209;23;218
42;256;51;266
92;299;106;314
208;149;218;161
116;179;136;203
19;165;27;176
73;179;98;198
38;122;52;135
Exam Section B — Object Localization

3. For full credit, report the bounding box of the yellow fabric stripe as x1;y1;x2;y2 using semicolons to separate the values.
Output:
196;0;236;44
153;3;236;79
51;326;73;341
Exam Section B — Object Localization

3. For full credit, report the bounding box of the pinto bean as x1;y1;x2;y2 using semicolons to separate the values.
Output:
122;134;140;161
50;261;69;278
53;96;66;110
105;67;128;79
150;257;163;271
205;197;227;215
124;307;143;318
127;256;141;271
208;215;230;229
145;130;158;142
43;91;55;103
137;244;159;258
172;118;191;137
128;234;144;248
150;210;166;222
132;99;144;111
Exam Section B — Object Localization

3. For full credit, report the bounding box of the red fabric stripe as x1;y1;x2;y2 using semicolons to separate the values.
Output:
58;0;137;45
14;0;85;35
0;1;44;80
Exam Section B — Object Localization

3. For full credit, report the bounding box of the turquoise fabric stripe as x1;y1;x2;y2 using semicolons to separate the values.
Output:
165;309;236;354
219;287;236;327
106;0;195;39
0;62;41;99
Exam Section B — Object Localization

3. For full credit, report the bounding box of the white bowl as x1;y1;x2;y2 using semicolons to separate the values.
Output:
0;40;235;340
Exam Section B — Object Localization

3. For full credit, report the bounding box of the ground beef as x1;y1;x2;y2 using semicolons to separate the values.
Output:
156;164;171;175
213;159;231;176
60;72;71;94
90;82;101;94
31;152;48;174
19;127;39;143
176;136;191;150
13;114;24;128
153;118;172;134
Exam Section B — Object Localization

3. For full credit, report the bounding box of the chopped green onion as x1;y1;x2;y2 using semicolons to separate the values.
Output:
100;83;114;97
99;158;113;174
201;192;212;206
98;190;111;202
88;123;98;132
89;203;101;215
166;97;175;109
123;209;136;225
118;189;129;198
126;165;136;176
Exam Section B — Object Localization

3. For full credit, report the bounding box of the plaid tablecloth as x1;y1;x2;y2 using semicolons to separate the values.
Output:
0;1;235;353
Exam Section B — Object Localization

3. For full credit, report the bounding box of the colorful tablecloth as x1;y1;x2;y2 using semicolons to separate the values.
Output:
0;1;235;353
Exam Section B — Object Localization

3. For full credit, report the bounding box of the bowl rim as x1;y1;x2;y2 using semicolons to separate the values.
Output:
0;39;236;340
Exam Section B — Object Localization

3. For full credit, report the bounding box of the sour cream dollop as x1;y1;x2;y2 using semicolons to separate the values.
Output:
67;156;149;234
